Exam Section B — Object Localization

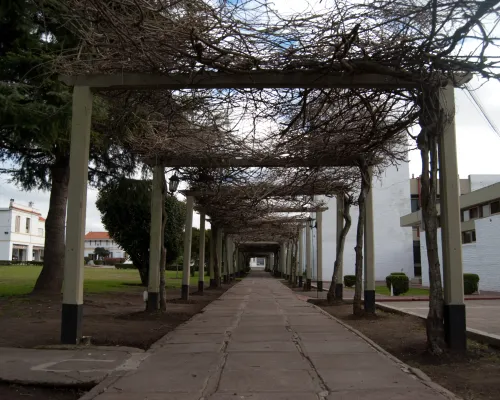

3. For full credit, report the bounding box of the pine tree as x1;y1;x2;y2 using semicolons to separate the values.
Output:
0;1;137;294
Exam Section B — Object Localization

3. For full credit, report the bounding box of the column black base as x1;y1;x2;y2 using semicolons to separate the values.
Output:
444;304;467;351
364;290;376;313
209;278;217;288
198;281;204;293
181;284;189;300
61;303;83;344
146;292;159;311
223;275;229;284
335;284;343;300
303;278;312;291
317;281;323;292
298;276;303;288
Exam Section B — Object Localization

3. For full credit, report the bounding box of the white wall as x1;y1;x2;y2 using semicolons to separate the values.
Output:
421;214;500;291
317;163;414;281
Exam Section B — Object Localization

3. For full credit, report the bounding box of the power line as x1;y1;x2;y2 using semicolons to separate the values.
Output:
464;83;500;138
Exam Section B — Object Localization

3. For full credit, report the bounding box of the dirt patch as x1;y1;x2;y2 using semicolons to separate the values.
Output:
315;301;500;400
0;383;84;400
0;285;232;350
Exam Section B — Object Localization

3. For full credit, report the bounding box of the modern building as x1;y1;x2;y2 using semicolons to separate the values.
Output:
0;200;45;261
308;162;414;282
249;257;266;268
84;231;126;260
401;175;500;291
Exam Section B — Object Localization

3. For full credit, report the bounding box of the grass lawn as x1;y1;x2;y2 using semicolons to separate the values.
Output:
375;285;429;296
0;266;210;296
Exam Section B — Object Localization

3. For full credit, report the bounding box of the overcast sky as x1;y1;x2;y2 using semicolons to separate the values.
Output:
2;1;500;232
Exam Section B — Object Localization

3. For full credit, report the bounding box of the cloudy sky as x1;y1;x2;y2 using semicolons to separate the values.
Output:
2;1;500;231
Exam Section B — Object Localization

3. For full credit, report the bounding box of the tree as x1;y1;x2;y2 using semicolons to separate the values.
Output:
0;1;136;294
96;177;186;286
94;247;110;260
327;193;352;304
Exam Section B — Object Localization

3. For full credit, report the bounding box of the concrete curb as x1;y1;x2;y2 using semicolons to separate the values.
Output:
376;302;500;349
298;297;462;400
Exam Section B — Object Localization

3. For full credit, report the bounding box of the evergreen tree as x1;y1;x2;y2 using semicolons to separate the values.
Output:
0;1;136;294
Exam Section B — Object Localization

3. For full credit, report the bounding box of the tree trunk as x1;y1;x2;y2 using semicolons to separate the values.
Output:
327;195;351;303
32;158;69;295
159;172;167;311
418;89;445;354
353;161;370;316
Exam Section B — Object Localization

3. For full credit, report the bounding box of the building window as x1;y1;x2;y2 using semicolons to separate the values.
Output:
25;218;30;233
469;207;478;219
462;230;476;244
15;216;20;232
410;195;420;213
491;201;500;215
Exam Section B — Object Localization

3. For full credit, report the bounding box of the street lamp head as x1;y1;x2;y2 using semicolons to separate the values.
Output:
169;174;180;193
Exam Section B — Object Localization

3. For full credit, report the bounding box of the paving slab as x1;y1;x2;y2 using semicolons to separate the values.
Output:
0;346;142;386
88;271;451;400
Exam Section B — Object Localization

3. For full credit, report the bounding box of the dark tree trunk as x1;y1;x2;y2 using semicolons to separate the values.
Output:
137;264;149;286
418;89;445;354
32;157;69;295
327;195;351;303
353;161;370;316
159;172;167;311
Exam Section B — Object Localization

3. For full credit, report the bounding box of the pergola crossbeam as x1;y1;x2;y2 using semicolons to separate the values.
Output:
60;71;421;91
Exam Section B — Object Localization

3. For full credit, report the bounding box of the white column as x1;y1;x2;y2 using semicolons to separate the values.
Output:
209;224;215;286
147;165;163;311
306;223;312;290
61;86;93;344
335;196;345;298
198;212;206;292
287;243;292;282
316;211;323;291
364;167;376;312
298;226;304;287
181;196;194;300
216;227;223;285
280;242;286;277
439;83;466;350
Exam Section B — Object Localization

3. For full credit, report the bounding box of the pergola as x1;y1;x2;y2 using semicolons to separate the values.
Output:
53;0;481;352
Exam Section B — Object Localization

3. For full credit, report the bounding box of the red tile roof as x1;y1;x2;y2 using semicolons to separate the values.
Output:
84;231;110;240
39;217;46;222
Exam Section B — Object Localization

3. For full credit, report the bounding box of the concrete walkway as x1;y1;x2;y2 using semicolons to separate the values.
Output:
92;271;449;400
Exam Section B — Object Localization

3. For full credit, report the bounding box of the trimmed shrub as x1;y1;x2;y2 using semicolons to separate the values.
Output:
115;263;136;270
103;257;125;265
344;275;356;288
386;273;409;296
0;260;12;266
94;260;103;266
464;273;480;295
84;257;90;264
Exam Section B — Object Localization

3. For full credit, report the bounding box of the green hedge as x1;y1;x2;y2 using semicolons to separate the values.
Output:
115;263;136;270
386;273;409;296
464;273;480;295
344;275;356;288
0;260;43;266
93;260;104;266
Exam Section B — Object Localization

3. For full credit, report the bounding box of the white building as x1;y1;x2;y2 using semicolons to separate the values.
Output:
84;231;126;260
308;163;414;281
402;175;500;291
0;200;45;262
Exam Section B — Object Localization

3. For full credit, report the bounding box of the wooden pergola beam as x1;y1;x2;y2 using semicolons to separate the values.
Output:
60;71;421;91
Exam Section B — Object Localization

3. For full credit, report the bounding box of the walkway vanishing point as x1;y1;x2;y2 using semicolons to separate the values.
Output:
89;271;450;400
